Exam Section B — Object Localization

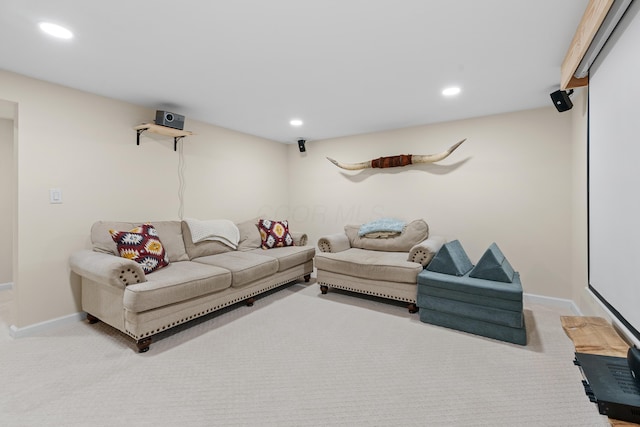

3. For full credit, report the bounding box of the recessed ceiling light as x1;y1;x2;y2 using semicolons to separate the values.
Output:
39;22;73;39
442;86;461;96
290;119;303;127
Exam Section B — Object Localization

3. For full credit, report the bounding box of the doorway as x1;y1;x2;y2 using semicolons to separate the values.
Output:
0;99;16;327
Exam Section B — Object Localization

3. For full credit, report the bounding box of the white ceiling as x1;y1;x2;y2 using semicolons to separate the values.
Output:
0;0;589;143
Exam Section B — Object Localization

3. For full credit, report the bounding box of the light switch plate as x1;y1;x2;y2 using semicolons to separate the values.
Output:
50;188;62;204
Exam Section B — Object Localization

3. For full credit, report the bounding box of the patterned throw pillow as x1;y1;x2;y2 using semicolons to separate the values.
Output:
257;219;294;249
109;223;169;274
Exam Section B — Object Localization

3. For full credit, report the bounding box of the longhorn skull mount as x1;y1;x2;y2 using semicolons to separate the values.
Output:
326;138;466;171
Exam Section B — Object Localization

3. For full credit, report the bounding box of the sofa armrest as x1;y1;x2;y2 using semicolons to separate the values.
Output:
69;250;146;289
408;235;447;267
290;231;308;246
317;233;351;253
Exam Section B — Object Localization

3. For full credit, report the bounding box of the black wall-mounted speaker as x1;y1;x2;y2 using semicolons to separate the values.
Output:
550;90;573;112
298;139;306;153
155;110;185;130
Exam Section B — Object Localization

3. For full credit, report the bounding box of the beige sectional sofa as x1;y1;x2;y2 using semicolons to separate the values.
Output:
314;219;445;312
69;218;315;352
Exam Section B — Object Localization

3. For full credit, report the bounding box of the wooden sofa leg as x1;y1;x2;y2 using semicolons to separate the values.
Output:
320;285;328;294
86;313;100;324
137;337;152;353
246;297;256;307
408;303;418;314
304;274;311;282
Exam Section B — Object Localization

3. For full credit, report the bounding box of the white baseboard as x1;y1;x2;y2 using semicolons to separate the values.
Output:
9;311;87;339
0;282;13;291
524;292;582;315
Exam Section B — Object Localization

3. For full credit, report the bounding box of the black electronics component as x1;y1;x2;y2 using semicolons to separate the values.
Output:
573;352;640;423
550;89;574;112
629;347;640;383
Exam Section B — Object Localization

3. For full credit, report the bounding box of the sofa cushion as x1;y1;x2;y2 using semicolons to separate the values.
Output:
417;282;523;312
247;245;316;272
345;219;428;252
425;239;473;276
193;251;278;288
182;221;234;259
314;248;423;284
257;219;294;249
109;223;169;274
123;261;232;312
419;309;527;346
417;270;523;302
419;295;523;328
236;217;262;251
469;242;515;283
92;221;189;262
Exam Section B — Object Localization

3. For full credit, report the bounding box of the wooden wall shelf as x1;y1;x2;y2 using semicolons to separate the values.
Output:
134;123;193;151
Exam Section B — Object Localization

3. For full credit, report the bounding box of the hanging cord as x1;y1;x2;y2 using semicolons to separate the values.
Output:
177;138;186;220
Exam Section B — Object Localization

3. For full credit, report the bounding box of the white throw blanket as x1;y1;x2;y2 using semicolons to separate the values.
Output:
184;218;240;249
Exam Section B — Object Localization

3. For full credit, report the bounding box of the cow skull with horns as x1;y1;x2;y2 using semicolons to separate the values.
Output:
326;139;466;170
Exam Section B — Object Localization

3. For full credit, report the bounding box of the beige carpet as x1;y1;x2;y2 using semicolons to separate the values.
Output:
0;281;609;426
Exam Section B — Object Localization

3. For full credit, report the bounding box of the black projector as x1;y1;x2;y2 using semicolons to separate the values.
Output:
155;110;185;130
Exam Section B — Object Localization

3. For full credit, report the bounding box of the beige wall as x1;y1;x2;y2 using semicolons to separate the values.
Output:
0;70;288;329
288;106;576;300
0;65;596;330
0;117;12;284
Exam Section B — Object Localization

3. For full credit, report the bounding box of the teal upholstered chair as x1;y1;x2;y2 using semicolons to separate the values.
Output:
417;241;526;345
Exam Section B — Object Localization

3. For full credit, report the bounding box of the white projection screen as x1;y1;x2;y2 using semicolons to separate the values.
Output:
589;1;640;344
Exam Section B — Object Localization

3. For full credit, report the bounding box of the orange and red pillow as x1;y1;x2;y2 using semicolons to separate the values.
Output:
257;219;294;249
109;223;169;274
